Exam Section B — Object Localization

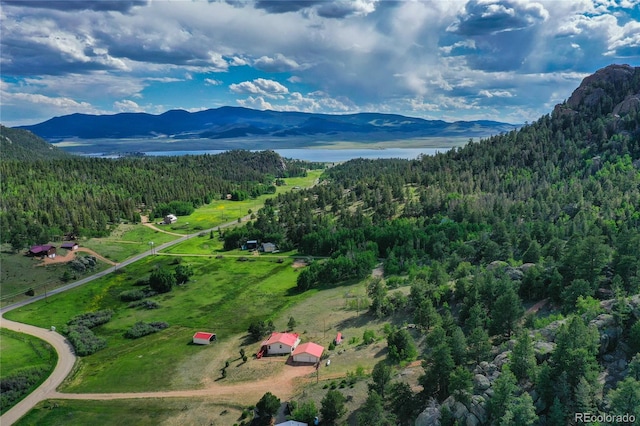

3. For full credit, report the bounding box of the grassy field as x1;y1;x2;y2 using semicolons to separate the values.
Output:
4;255;312;392
0;329;57;379
15;398;247;426
161;169;323;235
80;224;179;263
0;246;110;307
0;329;58;415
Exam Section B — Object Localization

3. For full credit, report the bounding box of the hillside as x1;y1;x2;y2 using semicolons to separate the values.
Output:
0;125;71;161
16;107;516;144
222;64;640;425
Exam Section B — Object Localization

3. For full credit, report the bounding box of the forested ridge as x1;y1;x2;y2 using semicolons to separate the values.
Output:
227;64;640;424
0;145;309;248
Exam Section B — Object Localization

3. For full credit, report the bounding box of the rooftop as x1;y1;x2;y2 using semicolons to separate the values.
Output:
292;342;324;358
262;332;300;347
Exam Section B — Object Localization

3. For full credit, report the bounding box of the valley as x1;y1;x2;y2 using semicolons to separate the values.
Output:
1;64;640;426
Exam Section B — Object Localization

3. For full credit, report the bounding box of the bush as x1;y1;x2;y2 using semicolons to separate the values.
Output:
127;300;159;310
0;366;49;413
124;321;169;339
119;289;146;302
67;309;113;328
66;325;107;356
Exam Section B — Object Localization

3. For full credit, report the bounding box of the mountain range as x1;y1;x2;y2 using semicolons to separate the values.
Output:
17;107;516;144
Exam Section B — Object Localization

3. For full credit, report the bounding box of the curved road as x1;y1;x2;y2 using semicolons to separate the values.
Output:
0;216;250;425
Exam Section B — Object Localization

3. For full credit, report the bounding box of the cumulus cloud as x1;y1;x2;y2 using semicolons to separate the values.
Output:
114;99;143;112
448;0;549;36
253;53;301;72
229;78;289;98
205;78;223;86
236;95;274;110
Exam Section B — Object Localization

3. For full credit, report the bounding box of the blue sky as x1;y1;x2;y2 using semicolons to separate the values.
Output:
1;0;639;126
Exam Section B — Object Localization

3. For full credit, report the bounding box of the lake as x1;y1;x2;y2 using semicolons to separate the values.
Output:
85;147;450;162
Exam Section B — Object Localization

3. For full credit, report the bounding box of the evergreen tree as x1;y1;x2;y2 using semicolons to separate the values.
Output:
489;365;517;422
256;392;281;425
489;279;523;337
369;361;392;399
320;390;347;425
511;331;536;382
357;391;392;426
499;392;537;426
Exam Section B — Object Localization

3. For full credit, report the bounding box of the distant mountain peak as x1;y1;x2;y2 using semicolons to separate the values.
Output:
16;108;516;146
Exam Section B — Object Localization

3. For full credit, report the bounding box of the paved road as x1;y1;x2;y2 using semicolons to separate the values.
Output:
0;215;250;425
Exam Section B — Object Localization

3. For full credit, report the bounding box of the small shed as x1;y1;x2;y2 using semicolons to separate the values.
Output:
334;332;342;345
28;245;56;259
261;242;277;253
164;214;178;224
245;240;258;250
292;342;324;364
61;242;79;251
261;332;300;356
192;332;216;345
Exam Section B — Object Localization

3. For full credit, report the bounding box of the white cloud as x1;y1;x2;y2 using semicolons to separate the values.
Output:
205;78;223;86
253;53;301;72
114;99;143;112
236;95;274;110
229;78;289;98
478;89;514;98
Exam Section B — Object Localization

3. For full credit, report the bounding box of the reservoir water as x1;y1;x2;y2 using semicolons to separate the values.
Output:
87;147;450;162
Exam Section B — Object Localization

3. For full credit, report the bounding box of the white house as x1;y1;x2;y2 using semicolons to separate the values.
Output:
192;331;216;345
164;214;178;224
292;342;324;364
276;421;308;426
261;332;300;356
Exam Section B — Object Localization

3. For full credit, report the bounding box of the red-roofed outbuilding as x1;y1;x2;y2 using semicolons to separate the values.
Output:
292;342;324;364
261;332;300;355
193;332;216;345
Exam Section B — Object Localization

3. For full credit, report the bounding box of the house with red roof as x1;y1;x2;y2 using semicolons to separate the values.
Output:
28;245;56;258
292;342;324;364
261;332;300;356
192;332;216;345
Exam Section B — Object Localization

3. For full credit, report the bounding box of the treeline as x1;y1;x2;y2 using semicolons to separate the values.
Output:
220;70;640;422
0;147;309;249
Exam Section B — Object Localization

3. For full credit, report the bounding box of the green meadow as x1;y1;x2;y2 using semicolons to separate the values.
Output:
161;169;323;235
4;254;311;393
0;329;58;414
80;224;179;263
0;329;57;380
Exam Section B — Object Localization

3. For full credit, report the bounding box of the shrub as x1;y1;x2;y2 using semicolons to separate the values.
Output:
119;289;146;302
0;366;49;413
67;309;113;329
124;321;169;339
127;300;159;310
66;325;107;356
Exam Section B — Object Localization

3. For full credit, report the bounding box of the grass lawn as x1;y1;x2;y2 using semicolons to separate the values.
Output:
159;169;324;235
80;224;179;263
16;398;247;426
0;329;57;415
4;255;311;393
0;329;57;379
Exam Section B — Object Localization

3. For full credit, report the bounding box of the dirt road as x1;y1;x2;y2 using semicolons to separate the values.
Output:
0;318;76;426
48;361;316;405
40;247;116;266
